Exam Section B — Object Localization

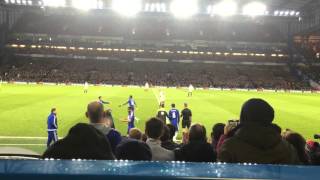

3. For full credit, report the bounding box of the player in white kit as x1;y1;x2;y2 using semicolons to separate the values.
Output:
84;81;89;93
188;84;194;97
144;82;149;91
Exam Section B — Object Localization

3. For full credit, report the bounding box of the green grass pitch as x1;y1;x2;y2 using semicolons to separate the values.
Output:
0;83;319;154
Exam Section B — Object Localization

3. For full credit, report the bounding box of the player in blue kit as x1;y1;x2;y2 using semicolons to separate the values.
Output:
47;108;58;147
168;103;180;141
119;95;137;111
122;107;135;134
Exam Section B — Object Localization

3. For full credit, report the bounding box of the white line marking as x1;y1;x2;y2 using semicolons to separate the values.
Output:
0;136;48;139
152;88;160;104
0;144;46;146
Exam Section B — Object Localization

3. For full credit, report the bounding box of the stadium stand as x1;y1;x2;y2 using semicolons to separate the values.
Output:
0;57;309;89
1;0;320;179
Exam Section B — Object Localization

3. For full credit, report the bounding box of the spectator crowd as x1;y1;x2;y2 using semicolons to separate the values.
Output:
0;57;309;90
43;98;320;165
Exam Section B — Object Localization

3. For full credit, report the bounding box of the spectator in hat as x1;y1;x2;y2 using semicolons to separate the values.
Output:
218;98;300;165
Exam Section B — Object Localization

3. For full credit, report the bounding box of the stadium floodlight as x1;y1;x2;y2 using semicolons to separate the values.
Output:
284;11;289;16
170;0;198;19
290;11;295;16
160;3;166;12
144;3;150;11
242;2;267;17
112;0;142;17
274;10;279;16
211;0;237;17
296;12;300;16
72;0;99;10
43;0;65;7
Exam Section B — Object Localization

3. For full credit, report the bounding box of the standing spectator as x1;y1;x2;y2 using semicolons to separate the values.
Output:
181;103;192;129
87;101;122;153
175;124;216;162
218;98;300;164
47;108;58;147
145;117;175;161
211;123;225;153
282;129;310;164
43;123;115;160
161;124;180;150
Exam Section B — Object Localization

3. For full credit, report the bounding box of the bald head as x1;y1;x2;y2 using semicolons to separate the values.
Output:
86;101;104;123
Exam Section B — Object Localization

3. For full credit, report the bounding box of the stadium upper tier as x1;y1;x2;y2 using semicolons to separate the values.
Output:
10;10;285;43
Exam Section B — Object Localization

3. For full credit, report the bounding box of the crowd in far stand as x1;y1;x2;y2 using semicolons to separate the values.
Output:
0;58;310;90
43;99;320;165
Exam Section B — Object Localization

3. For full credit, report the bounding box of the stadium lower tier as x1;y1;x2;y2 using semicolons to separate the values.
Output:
0;57;309;90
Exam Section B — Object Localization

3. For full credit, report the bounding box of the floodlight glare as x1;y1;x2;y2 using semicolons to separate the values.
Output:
72;0;99;10
212;0;237;17
170;0;198;19
43;0;65;7
290;11;295;16
242;2;267;16
112;0;142;17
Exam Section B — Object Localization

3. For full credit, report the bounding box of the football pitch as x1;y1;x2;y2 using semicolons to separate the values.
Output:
0;83;319;154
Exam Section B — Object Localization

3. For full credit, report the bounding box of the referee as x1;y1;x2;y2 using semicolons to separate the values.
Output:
181;103;192;129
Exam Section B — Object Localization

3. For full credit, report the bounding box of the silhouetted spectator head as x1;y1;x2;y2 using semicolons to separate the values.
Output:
167;124;176;140
129;128;143;140
171;103;175;108
160;125;170;142
271;123;282;134
43;123;114;160
184;103;188;108
98;96;102;100
240;98;274;125
115;139;152;161
282;130;309;164
86;101;104;123
211;123;225;143
145;117;164;139
189;124;207;142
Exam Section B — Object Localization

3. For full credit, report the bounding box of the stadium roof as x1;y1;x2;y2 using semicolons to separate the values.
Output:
257;0;316;10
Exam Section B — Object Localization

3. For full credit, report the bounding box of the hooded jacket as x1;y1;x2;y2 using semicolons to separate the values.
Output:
218;123;300;165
